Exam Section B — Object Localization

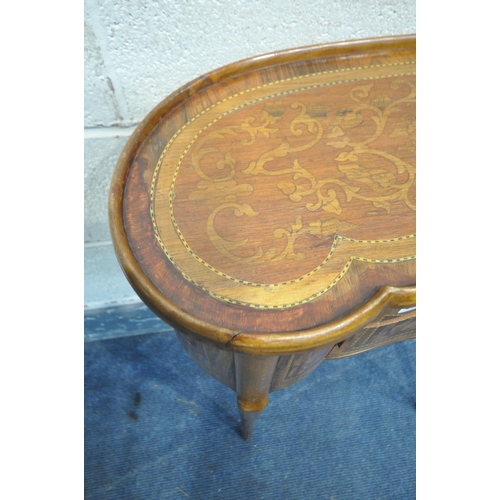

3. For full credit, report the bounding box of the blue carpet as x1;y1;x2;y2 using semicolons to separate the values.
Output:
85;312;415;500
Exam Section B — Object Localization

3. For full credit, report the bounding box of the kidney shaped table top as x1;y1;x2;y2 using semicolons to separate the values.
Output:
109;35;416;440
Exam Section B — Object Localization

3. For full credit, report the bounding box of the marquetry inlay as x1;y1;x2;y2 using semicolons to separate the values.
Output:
151;62;416;309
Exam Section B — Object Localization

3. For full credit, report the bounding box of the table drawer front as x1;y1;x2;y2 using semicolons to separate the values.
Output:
326;311;416;360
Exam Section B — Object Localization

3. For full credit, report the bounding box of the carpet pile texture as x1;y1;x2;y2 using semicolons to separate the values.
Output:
85;306;415;500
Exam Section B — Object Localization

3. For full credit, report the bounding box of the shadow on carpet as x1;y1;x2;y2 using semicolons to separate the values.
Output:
85;329;415;500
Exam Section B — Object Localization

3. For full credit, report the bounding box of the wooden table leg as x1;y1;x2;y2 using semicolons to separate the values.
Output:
234;352;278;441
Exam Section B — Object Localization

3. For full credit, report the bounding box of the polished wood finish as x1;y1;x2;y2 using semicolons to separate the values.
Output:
109;35;416;440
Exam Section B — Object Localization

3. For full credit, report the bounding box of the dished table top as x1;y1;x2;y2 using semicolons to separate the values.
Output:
109;35;416;354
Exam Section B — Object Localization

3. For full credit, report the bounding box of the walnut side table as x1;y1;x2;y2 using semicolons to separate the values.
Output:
109;35;416;440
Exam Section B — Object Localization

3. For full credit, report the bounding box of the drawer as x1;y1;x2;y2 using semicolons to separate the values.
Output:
325;308;416;360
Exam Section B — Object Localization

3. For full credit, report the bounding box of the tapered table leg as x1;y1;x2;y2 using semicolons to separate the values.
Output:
234;352;278;441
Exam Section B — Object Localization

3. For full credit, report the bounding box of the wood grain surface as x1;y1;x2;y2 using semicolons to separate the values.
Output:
109;35;416;355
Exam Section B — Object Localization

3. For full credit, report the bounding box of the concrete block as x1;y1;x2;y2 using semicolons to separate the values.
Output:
84;0;416;126
84;132;132;244
84;243;141;309
84;8;123;127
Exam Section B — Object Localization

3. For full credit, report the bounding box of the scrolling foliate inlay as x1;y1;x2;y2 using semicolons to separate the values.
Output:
151;62;416;309
326;80;416;214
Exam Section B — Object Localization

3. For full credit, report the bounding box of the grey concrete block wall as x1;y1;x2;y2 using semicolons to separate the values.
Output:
84;0;416;309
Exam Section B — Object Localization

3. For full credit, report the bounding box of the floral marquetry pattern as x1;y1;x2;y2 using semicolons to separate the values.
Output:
150;62;416;309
